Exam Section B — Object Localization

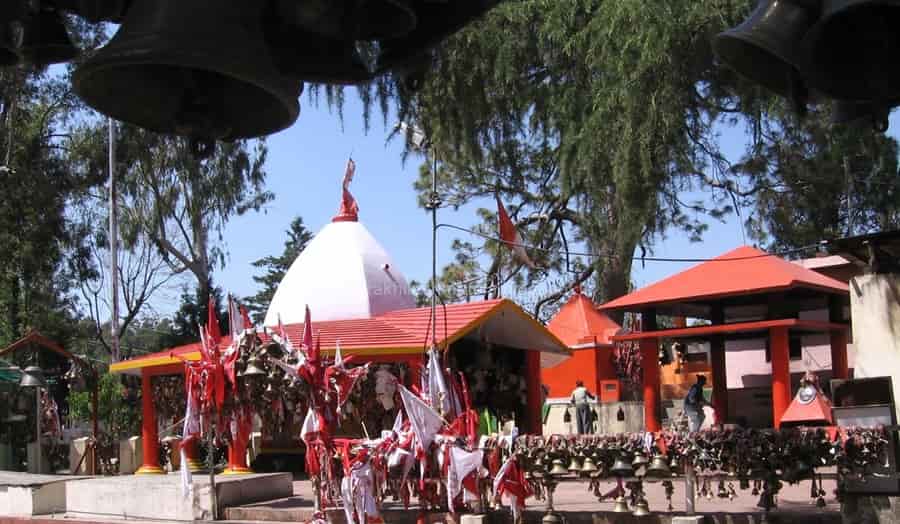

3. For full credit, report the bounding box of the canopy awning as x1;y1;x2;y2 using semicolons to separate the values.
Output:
111;299;571;375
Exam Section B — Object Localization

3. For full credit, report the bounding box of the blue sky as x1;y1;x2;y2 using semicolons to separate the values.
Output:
212;93;900;311
214;92;747;306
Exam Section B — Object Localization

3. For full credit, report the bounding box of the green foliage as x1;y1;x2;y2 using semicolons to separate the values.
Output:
68;372;141;439
245;216;313;323
164;281;228;348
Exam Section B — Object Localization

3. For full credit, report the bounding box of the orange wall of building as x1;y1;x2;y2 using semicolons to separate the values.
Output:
542;347;616;398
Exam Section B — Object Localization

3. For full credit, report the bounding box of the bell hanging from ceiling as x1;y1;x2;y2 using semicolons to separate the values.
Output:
243;357;266;378
549;458;568;476
73;0;301;144
580;457;599;474
646;454;671;478
19;9;78;67
831;99;891;132
612;495;630;513
713;0;820;98
632;497;651;517
264;6;372;85
803;0;900;101
51;0;131;23
377;0;500;73
631;451;649;469
610;457;633;477
0;0;27;67
567;455;583;473
274;0;416;42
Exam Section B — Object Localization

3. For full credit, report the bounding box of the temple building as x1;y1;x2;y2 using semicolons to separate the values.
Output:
110;176;569;474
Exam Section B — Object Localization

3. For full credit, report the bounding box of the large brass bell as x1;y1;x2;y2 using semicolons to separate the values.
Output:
52;0;131;23
275;0;416;42
377;0;500;72
714;0;819;98
611;457;633;477
831;99;892;131
645;454;671;479
632;497;651;517
612;495;630;513
74;0;301;143
581;457;599;475
19;9;78;67
549;458;568;476
803;0;900;100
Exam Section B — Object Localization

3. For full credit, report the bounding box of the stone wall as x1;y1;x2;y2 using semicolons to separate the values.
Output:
542;400;644;435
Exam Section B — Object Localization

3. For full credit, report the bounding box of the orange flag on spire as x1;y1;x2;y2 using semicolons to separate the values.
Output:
495;195;537;269
334;158;359;221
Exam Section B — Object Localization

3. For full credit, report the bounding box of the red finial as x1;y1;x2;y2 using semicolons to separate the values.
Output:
332;158;359;222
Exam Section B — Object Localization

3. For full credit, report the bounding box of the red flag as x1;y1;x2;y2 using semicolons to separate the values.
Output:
495;195;537;269
207;296;222;348
240;305;252;329
302;306;314;355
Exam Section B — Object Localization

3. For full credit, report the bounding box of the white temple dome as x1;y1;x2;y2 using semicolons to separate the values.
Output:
263;215;415;325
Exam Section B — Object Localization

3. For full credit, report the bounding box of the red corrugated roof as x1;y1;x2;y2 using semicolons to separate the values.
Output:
547;291;620;347
114;299;510;370
601;246;849;312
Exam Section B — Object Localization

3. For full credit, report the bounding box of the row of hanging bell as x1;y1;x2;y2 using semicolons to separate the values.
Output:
714;0;900;131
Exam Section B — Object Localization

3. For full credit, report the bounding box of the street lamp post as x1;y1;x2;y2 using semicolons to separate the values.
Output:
20;365;47;474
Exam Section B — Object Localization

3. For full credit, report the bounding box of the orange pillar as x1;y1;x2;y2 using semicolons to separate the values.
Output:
526;351;542;435
640;338;661;432
770;327;791;428
224;430;252;475
136;371;164;474
830;329;849;380
709;335;728;425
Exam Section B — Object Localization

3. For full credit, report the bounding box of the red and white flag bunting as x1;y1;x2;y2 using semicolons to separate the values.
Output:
398;385;444;453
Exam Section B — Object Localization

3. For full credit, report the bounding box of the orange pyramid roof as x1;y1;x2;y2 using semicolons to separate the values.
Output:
780;386;834;426
548;288;621;347
601;246;849;313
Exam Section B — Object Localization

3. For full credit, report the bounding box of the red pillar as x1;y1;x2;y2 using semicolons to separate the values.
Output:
709;336;728;425
224;430;252;475
640;338;661;432
525;351;542;435
136;371;164;474
407;357;423;390
830;329;849;380
770;327;791;428
182;438;203;472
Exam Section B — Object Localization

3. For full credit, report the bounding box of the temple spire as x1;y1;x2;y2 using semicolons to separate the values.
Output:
332;157;359;222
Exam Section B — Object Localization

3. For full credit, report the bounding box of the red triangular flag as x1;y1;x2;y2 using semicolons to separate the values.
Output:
240;305;252;329
303;306;315;360
206;296;222;349
495;195;537;269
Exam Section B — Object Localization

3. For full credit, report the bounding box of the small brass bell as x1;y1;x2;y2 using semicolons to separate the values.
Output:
612;495;630;513
243;357;266;377
567;455;582;473
669;456;681;474
581;457;599;474
541;512;563;524
549;458;568;476
263;341;284;359
632;451;649;468
645;454;671;479
611;457;633;477
0;1;26;67
632;497;651;517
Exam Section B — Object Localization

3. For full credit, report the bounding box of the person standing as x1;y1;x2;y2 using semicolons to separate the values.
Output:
569;380;596;434
683;375;710;432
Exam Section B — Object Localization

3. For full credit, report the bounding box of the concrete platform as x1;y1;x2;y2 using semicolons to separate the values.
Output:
66;472;292;521
0;472;90;516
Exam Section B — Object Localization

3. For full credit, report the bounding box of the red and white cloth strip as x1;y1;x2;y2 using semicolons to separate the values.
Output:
493;456;533;522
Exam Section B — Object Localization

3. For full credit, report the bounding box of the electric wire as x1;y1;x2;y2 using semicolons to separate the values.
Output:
436;223;826;263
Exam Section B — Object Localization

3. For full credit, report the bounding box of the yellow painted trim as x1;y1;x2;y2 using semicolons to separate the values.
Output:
109;352;201;373
135;465;165;475
222;466;254;475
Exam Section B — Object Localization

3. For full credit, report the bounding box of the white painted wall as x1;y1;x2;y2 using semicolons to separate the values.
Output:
848;273;900;421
